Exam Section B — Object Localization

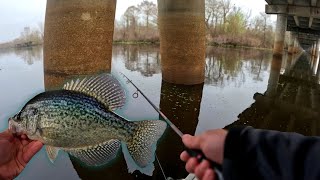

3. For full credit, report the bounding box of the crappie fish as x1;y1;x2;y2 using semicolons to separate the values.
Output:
8;74;167;168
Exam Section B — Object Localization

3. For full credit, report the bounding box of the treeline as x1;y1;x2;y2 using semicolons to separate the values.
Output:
114;0;275;48
205;0;274;48
0;24;44;49
18;24;44;45
113;0;158;43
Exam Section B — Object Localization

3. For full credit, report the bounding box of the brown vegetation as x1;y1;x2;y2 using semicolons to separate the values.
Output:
113;0;158;43
114;0;275;48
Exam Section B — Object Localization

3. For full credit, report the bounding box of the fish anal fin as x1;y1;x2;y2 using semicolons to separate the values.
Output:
63;74;126;111
46;145;59;163
66;139;121;166
127;120;167;167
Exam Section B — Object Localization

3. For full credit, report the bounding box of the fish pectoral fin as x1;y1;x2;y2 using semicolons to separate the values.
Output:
65;139;121;166
127;120;167;168
46;145;60;163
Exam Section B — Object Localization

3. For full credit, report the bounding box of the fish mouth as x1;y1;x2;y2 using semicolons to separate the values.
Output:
8;119;20;135
8;119;16;133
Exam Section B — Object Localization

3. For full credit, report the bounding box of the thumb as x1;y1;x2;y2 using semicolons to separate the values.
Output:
182;134;201;149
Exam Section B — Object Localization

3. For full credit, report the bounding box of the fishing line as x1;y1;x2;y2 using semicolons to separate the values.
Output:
120;73;224;180
156;154;167;180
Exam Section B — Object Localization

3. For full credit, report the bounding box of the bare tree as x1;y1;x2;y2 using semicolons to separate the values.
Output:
123;6;140;40
205;0;222;34
138;0;157;28
260;12;270;48
219;0;233;32
38;22;44;40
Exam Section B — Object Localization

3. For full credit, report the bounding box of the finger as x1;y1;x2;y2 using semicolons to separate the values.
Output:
182;134;201;149
203;169;215;180
21;134;28;140
21;138;32;146
185;157;198;173
195;160;210;179
0;130;14;141
180;151;190;162
23;141;43;163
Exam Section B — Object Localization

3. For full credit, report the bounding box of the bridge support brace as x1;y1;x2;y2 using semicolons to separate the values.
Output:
44;0;116;89
316;47;320;80
158;0;206;85
288;32;295;54
293;37;299;54
312;42;317;57
312;40;320;75
273;15;287;57
315;41;319;57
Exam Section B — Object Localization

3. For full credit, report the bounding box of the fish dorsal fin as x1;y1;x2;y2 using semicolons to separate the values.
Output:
46;146;60;163
65;139;121;166
63;74;126;111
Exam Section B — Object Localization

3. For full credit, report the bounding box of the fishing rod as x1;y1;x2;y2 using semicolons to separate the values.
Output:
120;73;224;180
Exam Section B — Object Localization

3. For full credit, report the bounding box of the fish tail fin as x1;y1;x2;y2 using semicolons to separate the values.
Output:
126;120;167;167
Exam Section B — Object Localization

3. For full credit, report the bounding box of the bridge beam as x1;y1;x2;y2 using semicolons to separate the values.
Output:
312;40;319;74
288;32;295;54
312;0;318;6
158;0;206;85
293;16;300;27
314;43;316;55
266;5;320;18
309;17;314;28
316;40;320;78
273;14;287;57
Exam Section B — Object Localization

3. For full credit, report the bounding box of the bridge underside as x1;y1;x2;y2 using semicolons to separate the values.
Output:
266;0;320;53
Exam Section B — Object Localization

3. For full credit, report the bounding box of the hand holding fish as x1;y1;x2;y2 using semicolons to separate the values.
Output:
0;129;43;180
180;129;227;180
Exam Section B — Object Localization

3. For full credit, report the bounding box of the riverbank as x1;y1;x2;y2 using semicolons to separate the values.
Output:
113;40;160;45
113;40;273;51
0;41;273;52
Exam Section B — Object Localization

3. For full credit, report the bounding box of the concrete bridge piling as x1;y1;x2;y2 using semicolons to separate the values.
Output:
273;15;287;57
158;0;206;85
44;0;116;89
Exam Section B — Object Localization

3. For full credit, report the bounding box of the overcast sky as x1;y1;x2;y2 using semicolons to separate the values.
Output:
0;0;269;43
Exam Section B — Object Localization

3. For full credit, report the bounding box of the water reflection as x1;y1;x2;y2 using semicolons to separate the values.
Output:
205;47;272;87
0;46;42;65
156;81;204;179
113;45;161;77
1;45;277;180
227;53;320;136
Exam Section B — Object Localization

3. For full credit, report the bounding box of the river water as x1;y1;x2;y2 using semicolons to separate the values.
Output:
0;45;305;179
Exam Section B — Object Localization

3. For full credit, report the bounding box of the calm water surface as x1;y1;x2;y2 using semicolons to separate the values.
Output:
0;45;298;179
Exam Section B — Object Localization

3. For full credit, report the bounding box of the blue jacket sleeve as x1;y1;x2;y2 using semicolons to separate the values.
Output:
222;126;320;180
